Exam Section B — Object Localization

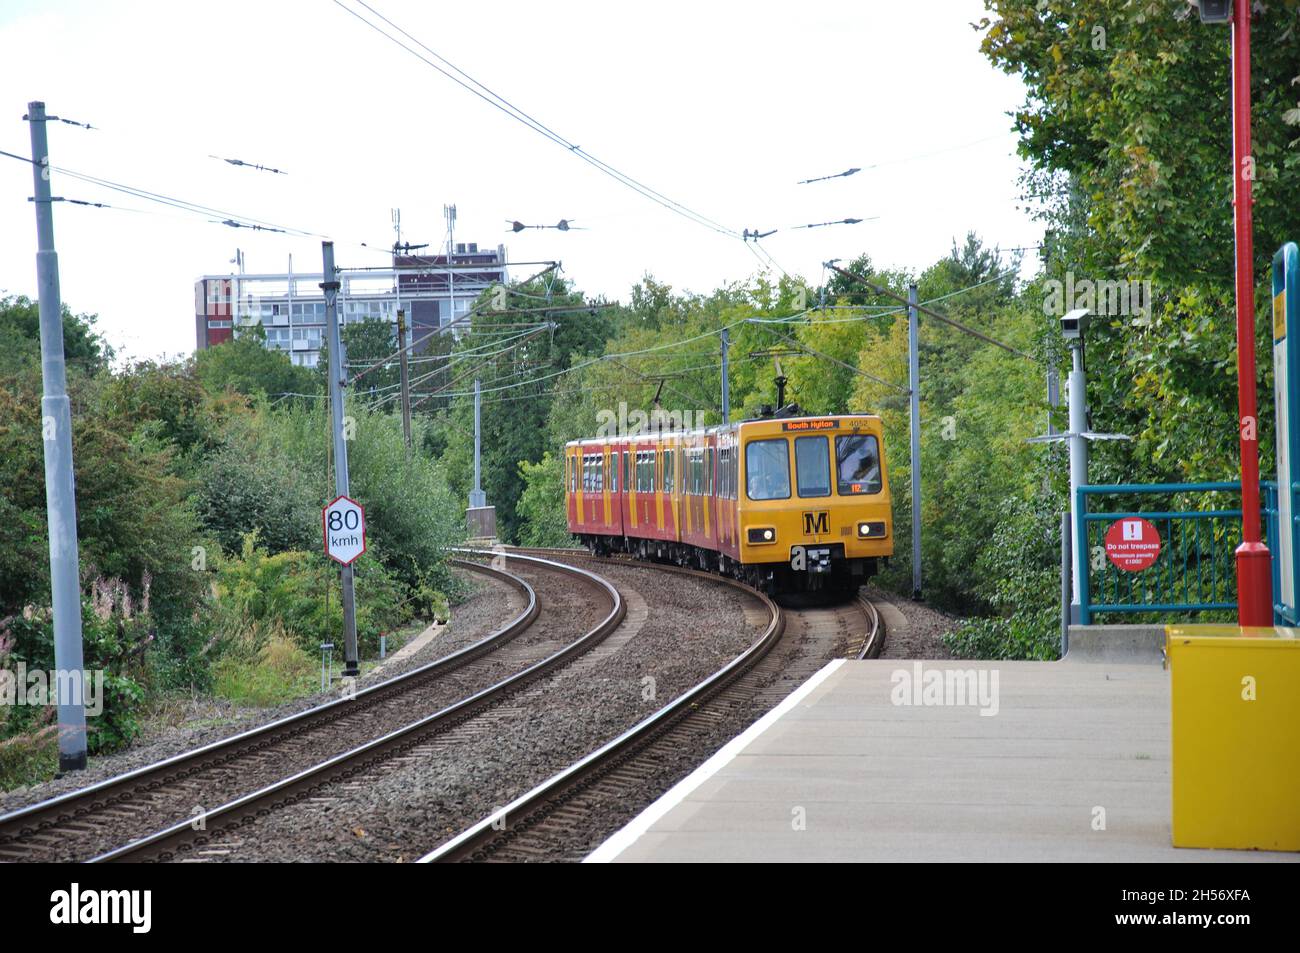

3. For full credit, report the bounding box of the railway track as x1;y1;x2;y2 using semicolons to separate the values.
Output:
420;548;881;862
0;555;584;863
83;551;623;862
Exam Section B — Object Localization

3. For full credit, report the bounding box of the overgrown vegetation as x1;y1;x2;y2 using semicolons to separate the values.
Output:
0;295;461;789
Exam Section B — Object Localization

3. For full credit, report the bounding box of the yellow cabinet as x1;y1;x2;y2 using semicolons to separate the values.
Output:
1166;624;1300;851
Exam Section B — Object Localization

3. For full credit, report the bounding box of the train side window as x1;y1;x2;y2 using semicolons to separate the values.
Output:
795;436;831;498
663;450;674;493
745;438;791;501
835;434;882;495
706;447;714;496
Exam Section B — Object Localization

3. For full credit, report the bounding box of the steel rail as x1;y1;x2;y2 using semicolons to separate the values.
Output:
0;558;536;861
90;551;623;862
419;561;785;862
420;547;884;862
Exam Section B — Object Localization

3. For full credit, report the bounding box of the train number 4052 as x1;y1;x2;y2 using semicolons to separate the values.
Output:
802;511;829;535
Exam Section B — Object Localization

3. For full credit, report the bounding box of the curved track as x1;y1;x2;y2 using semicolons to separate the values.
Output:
420;549;881;862
0;558;539;863
88;551;624;862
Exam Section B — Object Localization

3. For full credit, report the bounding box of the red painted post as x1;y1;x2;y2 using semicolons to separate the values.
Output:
1231;2;1273;626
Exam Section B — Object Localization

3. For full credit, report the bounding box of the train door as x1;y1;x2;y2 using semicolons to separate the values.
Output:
666;438;681;542
566;447;578;531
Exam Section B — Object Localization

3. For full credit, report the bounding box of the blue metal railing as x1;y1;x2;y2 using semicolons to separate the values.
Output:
1076;482;1246;624
1262;480;1300;625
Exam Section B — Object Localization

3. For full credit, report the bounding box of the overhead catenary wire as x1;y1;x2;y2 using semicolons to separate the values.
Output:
332;0;742;240
757;329;910;395
0;146;324;237
824;262;1033;360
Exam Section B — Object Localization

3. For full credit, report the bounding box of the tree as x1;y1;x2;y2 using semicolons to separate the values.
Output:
195;328;319;402
978;1;1300;482
320;317;400;406
440;278;611;542
0;295;110;377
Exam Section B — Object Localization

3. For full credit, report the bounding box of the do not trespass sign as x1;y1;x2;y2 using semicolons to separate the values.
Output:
323;495;367;566
1104;517;1161;572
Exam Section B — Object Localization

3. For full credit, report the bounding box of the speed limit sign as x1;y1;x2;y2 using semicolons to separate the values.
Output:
322;495;367;566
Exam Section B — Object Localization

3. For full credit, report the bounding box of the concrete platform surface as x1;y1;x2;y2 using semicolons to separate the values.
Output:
587;658;1299;863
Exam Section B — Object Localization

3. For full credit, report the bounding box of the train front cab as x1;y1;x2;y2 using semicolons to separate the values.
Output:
734;415;892;594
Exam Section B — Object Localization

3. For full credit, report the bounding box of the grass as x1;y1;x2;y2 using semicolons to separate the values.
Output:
212;636;319;708
0;725;59;792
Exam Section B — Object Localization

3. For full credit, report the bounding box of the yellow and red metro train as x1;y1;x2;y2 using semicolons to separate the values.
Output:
564;412;893;595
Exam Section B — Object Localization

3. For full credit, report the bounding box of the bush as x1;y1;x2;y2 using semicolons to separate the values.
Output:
516;452;571;547
212;535;412;660
2;581;153;756
943;492;1063;661
0;726;58;791
212;635;318;707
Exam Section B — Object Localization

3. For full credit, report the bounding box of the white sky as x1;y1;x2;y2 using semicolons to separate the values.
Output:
0;0;1042;362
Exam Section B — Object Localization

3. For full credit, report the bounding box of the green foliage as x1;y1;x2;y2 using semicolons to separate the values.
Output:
0;363;205;635
944;493;1063;660
346;405;465;592
516;452;570;546
322;317;399;399
2;582;155;755
0;297;458;778
439;278;613;542
0;727;58;791
194;418;322;556
211;636;318;708
211;536;409;658
195;329;319;402
0;295;110;376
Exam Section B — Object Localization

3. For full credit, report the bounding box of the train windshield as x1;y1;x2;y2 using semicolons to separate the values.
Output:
745;439;790;500
835;434;882;495
795;436;831;497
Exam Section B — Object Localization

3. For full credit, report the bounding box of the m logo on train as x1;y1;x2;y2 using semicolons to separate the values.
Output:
565;411;893;596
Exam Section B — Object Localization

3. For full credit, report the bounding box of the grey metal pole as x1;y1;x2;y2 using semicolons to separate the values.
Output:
27;102;87;773
1046;368;1060;437
720;328;730;423
1067;340;1088;623
397;309;412;453
908;284;922;600
1061;511;1071;657
322;242;359;677
469;378;486;508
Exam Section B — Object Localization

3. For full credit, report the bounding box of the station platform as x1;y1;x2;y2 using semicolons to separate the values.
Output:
587;657;1299;863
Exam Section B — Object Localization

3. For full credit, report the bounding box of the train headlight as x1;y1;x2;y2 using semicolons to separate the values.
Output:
747;527;776;544
857;521;886;538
